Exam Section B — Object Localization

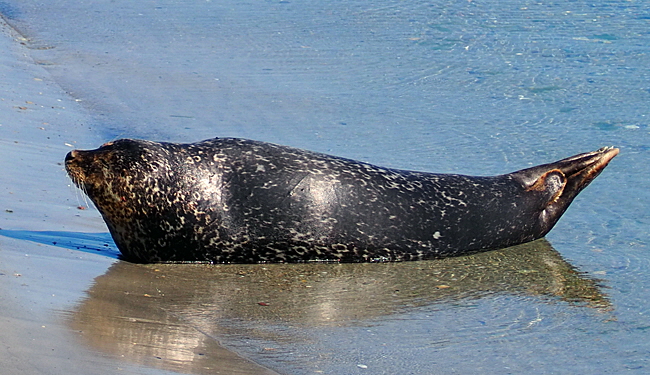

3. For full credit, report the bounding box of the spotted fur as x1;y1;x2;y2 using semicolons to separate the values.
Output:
65;138;617;263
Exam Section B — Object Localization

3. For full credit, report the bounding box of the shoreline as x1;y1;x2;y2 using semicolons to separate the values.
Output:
0;16;279;375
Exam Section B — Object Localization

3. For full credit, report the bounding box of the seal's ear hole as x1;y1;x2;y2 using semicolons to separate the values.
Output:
530;169;566;205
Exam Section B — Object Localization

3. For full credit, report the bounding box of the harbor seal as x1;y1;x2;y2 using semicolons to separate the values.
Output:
65;138;618;263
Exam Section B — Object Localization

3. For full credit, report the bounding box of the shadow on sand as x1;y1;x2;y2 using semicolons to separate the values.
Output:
0;229;120;258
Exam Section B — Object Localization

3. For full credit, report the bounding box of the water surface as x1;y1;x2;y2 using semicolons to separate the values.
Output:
1;0;648;373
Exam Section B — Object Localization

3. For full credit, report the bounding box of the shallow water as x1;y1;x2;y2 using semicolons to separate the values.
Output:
68;240;614;374
1;0;649;374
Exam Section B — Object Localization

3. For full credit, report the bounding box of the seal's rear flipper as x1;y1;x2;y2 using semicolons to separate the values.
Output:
511;147;619;232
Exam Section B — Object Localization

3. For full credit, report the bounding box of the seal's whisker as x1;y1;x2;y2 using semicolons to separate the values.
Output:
69;177;90;209
79;184;92;210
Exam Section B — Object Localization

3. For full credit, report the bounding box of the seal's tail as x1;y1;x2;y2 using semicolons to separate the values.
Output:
510;147;619;233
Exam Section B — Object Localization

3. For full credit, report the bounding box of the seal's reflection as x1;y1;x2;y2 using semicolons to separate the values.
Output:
69;239;609;374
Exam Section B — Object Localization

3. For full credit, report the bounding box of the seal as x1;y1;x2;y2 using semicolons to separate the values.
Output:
65;138;618;263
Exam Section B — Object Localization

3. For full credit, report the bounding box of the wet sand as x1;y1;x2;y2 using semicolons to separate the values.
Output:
0;17;278;375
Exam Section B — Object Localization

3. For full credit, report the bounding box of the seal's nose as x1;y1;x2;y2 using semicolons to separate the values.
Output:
65;150;79;162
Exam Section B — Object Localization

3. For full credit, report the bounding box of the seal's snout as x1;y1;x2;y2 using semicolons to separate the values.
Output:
65;150;78;163
64;149;91;188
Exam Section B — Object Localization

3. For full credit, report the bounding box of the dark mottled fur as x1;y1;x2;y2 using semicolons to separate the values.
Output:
65;138;617;263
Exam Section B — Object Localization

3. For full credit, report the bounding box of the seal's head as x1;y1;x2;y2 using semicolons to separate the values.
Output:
65;139;180;260
65;139;170;204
